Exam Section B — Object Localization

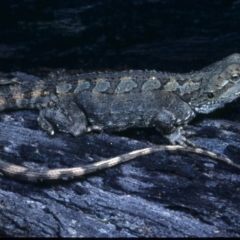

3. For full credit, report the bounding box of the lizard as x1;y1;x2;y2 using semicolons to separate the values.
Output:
0;53;240;182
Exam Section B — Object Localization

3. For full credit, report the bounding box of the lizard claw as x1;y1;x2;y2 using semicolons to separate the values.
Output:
86;125;103;133
182;138;197;148
184;130;198;137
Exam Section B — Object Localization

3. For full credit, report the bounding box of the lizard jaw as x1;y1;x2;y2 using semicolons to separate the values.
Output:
193;103;224;114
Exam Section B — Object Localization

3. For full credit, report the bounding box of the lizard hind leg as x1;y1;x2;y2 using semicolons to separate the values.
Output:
38;101;88;136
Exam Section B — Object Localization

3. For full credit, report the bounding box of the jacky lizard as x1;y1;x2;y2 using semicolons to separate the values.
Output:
0;53;240;182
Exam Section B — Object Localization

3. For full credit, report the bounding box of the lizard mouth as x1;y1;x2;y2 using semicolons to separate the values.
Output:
193;94;240;114
193;102;224;114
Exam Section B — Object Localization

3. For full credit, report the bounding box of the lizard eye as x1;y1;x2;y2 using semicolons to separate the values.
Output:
230;74;239;82
207;93;214;98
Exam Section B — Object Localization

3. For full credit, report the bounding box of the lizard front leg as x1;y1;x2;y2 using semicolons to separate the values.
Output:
153;101;196;146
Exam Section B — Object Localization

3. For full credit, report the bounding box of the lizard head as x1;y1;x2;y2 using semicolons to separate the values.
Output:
190;53;240;114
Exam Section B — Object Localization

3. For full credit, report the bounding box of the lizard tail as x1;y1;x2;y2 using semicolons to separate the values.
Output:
0;145;239;182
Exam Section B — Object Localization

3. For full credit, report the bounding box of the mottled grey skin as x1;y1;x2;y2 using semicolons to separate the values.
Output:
1;53;240;146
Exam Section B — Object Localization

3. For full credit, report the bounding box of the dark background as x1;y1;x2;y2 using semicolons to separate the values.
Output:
1;0;240;73
1;0;240;237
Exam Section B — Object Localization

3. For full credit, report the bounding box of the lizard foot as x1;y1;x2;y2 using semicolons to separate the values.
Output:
38;101;88;137
164;127;196;147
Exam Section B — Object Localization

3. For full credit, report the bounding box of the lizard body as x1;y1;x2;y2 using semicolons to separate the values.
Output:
0;53;240;181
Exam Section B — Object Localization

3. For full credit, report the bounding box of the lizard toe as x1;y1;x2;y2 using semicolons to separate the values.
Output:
164;127;196;147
